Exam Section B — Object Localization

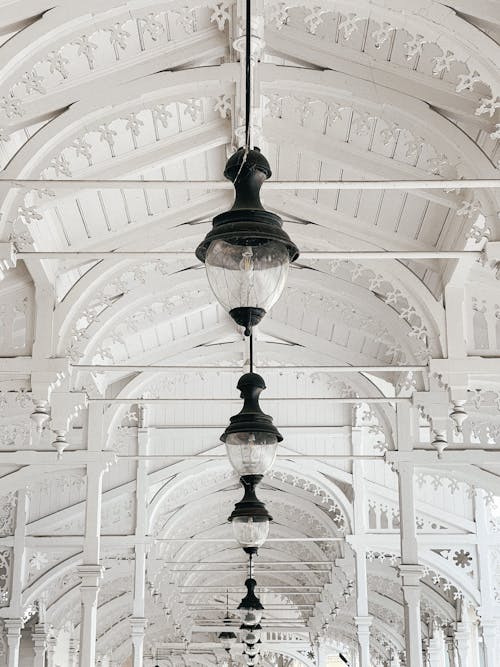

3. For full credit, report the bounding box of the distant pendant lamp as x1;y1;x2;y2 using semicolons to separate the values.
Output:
241;623;262;645
218;591;237;652
245;643;260;657
237;572;264;626
195;0;299;336
221;369;282;477
229;475;272;553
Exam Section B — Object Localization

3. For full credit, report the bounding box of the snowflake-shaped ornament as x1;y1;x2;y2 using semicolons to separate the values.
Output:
453;549;472;569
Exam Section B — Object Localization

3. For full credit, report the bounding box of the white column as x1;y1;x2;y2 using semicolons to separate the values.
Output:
428;628;446;667
131;618;148;667
352;426;372;667
480;620;499;667
354;616;372;667
9;489;29;616
78;564;103;667
69;639;79;667
474;489;499;667
131;409;149;667
32;625;47;667
444;633;456;667
454;622;470;667
468;618;481;667
46;635;57;667
396;402;423;667
4;619;23;667
79;401;107;667
79;462;105;666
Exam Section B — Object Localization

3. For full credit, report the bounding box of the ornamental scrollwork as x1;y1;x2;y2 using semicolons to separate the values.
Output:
0;549;12;607
263;2;500;115
0;493;17;536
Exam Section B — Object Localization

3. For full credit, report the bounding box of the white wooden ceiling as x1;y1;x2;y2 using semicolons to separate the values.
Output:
0;0;499;665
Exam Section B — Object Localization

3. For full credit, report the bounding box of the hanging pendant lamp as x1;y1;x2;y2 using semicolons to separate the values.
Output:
218;591;237;652
229;475;272;553
195;0;299;336
222;371;282;477
237;576;264;626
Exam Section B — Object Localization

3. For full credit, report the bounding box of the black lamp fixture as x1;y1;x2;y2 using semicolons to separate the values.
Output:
229;475;272;553
222;371;282;477
241;623;262;645
237;574;264;627
218;591;237;653
245;642;260;657
195;0;299;336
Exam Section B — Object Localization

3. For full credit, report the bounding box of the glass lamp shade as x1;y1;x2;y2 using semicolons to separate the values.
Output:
244;630;262;645
218;619;237;651
195;148;299;334
232;515;270;549
246;656;260;666
219;632;236;651
245;644;260;657
205;239;289;314
222;372;282;477
240;624;262;644
239;609;263;626
225;431;278;476
238;579;264;626
229;475;273;552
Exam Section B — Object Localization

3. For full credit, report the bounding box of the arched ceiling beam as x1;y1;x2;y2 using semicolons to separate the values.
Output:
260;315;403;368
0;4;227;131
47;118;228;186
55;214;445;360
264;0;500;100
265;28;485;128
264;118;458;210
149;459;351;537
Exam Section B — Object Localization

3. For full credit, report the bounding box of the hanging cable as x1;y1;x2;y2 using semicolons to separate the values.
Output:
245;0;252;150
234;0;252;186
249;329;254;373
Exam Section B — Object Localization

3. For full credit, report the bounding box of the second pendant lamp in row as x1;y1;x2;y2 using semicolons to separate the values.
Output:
221;370;280;551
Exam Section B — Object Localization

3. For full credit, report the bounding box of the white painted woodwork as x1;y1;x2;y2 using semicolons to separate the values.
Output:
0;1;499;667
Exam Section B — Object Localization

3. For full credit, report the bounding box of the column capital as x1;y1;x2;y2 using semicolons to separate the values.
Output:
354;615;373;630
130;617;148;634
32;628;48;651
397;564;424;586
455;620;470;636
77;564;104;586
3;618;23;632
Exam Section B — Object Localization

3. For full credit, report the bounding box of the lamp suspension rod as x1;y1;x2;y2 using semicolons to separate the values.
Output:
244;0;252;151
156;561;331;564
153;537;344;542
72;363;427;372
249;330;254;374
88;396;409;403
178;585;324;589
168;569;329;573
14;250;483;260
116;454;385;460
2;178;500;190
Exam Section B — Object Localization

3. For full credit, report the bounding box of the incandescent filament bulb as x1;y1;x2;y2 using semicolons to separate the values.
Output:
239;247;254;273
239;247;255;304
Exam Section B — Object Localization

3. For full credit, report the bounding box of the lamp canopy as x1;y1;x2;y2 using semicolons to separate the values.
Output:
222;372;282;450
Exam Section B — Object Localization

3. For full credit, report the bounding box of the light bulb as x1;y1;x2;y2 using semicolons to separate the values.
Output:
232;516;269;549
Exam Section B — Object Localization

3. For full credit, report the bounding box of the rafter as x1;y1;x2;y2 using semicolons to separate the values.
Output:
265;27;489;129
